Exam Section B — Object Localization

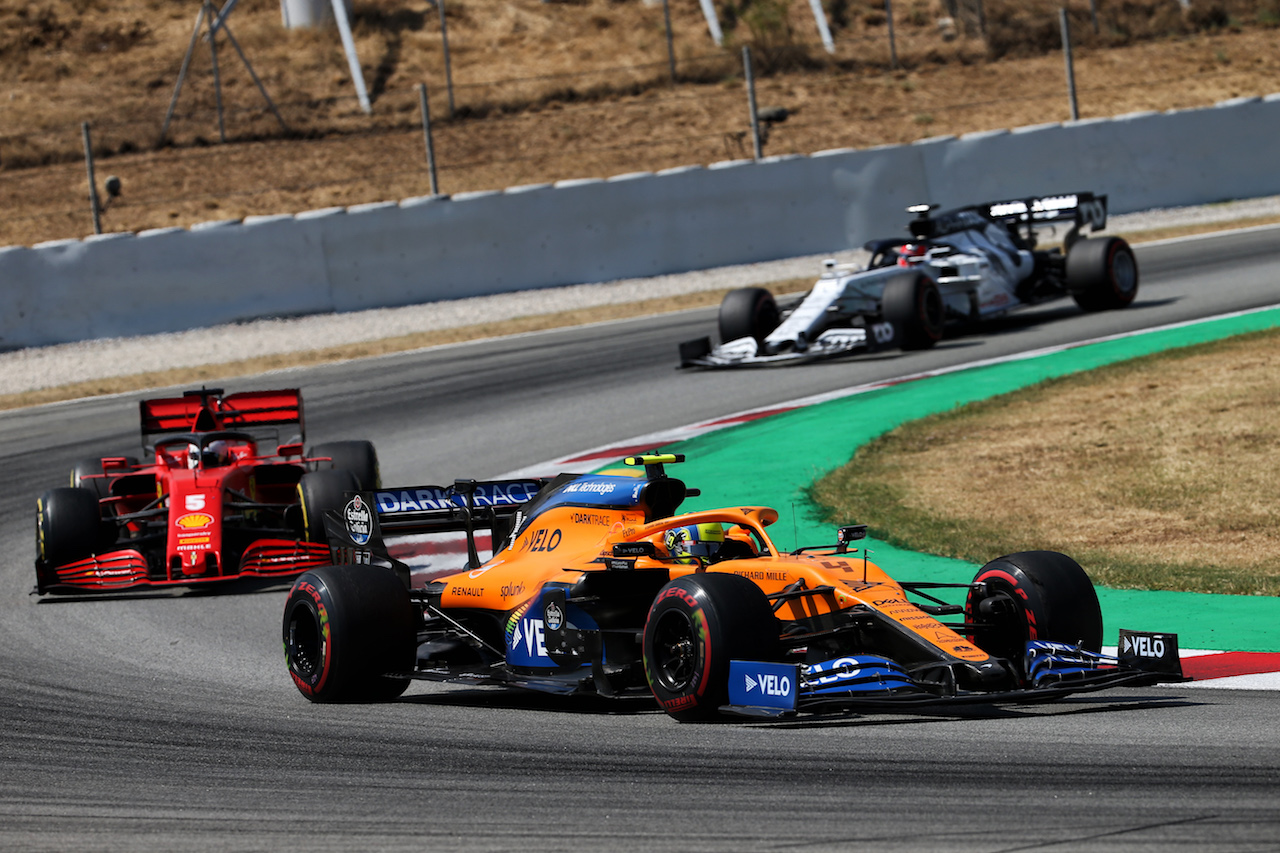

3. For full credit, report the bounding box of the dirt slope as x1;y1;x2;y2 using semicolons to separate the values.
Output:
2;0;1278;246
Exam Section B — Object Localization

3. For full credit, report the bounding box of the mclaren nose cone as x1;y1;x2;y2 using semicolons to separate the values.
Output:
956;658;1016;691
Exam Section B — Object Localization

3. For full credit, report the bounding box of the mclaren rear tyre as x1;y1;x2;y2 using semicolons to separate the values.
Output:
642;573;780;722
308;440;381;490
719;287;780;345
1066;236;1139;312
36;487;103;587
882;273;944;350
283;565;416;703
297;469;360;544
964;550;1104;664
71;455;138;499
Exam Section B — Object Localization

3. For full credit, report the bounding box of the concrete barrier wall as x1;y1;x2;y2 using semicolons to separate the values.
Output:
3;94;1277;350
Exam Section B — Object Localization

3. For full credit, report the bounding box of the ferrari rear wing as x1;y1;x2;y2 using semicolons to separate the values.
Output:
140;387;305;438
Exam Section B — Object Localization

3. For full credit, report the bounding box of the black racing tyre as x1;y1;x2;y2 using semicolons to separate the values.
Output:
71;455;138;499
718;287;780;345
36;487;103;576
964;550;1103;665
308;440;380;490
642;573;780;722
882;272;944;350
283;565;416;703
297;469;360;544
1066;236;1139;312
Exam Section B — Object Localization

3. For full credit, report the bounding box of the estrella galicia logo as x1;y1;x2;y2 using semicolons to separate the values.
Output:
544;601;564;632
344;495;372;546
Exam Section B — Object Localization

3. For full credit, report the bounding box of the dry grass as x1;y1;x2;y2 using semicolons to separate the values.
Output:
812;328;1280;595
3;0;1280;246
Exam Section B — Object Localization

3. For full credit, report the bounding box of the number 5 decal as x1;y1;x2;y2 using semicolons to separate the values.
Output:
185;494;206;511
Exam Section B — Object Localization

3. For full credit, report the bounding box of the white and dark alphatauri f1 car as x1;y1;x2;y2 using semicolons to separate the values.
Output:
680;192;1139;368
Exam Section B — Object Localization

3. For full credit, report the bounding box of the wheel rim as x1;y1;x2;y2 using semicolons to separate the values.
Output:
919;283;945;336
753;297;779;341
651;610;698;692
968;583;1029;661
1110;248;1137;296
286;603;322;679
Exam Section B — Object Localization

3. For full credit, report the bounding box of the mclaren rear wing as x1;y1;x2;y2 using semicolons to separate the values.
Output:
140;387;305;439
321;478;550;572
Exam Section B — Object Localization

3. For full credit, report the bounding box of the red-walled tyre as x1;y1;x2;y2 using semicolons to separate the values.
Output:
642;573;779;722
965;550;1103;666
1067;236;1139;311
882;272;944;350
283;564;416;703
719;287;780;346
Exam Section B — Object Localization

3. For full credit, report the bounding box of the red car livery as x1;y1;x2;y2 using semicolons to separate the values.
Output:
34;387;379;595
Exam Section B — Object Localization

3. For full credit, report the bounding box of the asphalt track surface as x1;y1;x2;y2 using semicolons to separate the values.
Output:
3;227;1279;851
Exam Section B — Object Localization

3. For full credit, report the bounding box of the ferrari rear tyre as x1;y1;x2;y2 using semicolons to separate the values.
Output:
882;273;944;350
1067;236;1138;312
283;565;416;702
719;287;780;345
308;440;380;490
36;487;102;574
71;455;138;499
965;551;1103;665
642;573;779;722
297;469;360;544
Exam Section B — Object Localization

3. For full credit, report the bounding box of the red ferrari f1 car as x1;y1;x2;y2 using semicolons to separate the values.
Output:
282;454;1184;720
34;387;379;595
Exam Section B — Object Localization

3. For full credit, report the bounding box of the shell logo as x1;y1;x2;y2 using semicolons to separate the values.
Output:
175;512;214;530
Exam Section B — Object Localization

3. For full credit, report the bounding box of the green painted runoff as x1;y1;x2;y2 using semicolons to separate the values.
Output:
667;306;1280;652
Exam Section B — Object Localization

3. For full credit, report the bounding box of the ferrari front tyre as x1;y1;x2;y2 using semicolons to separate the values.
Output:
282;565;416;703
297;469;360;543
1066;236;1139;312
71;455;138;499
964;550;1103;664
36;487;102;577
308;440;380;490
719;287;780;345
642;573;779;722
882;273;944;350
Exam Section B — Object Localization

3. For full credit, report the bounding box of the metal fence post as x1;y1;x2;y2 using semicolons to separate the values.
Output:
1060;7;1079;121
662;0;677;84
438;0;456;118
418;83;440;195
81;122;102;235
886;0;899;69
743;46;762;161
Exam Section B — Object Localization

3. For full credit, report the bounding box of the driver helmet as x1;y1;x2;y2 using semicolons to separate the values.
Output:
665;522;726;561
187;439;232;469
897;243;927;266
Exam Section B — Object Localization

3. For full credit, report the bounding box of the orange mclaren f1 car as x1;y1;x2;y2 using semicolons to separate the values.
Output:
282;455;1184;720
34;387;379;595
